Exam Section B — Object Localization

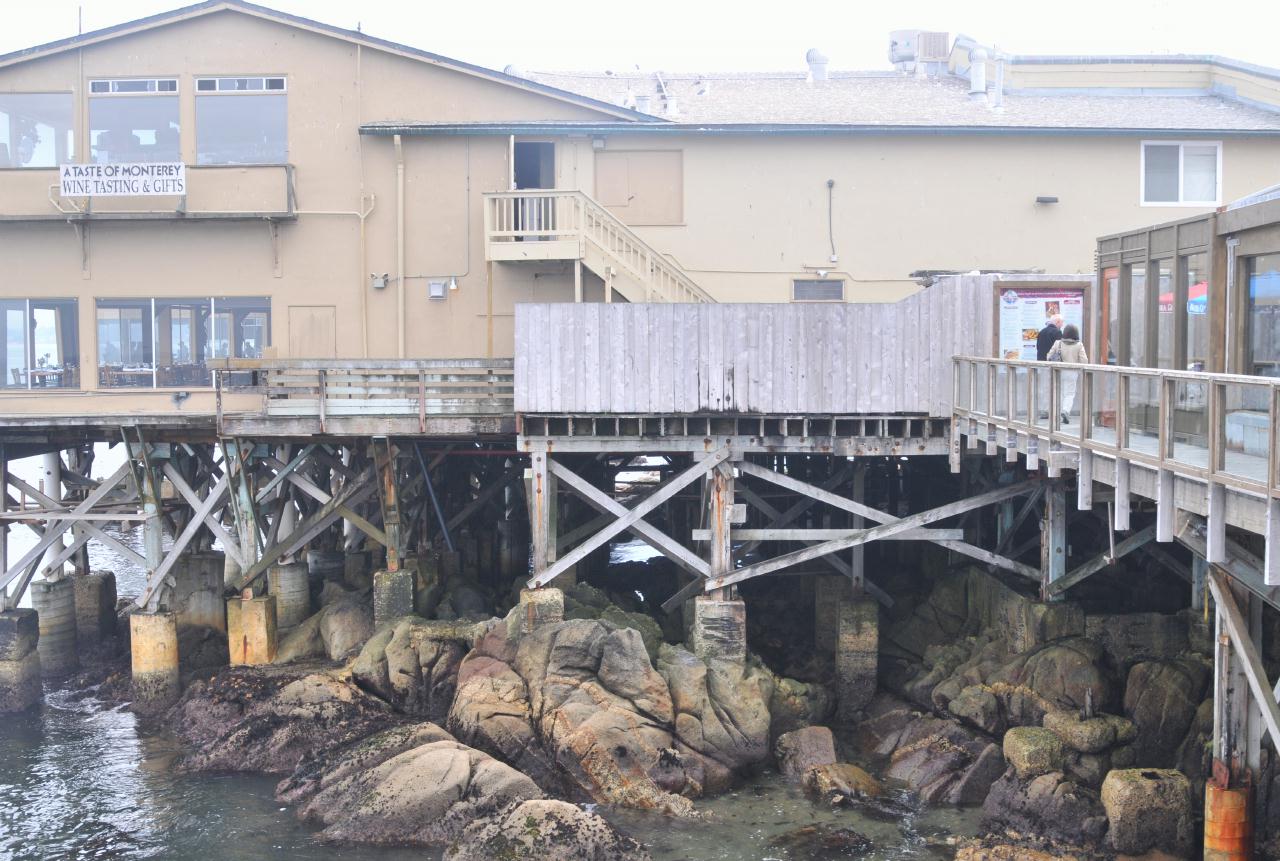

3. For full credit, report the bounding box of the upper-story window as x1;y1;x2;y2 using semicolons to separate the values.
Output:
195;76;287;165
88;78;180;164
1141;141;1221;206
0;93;74;168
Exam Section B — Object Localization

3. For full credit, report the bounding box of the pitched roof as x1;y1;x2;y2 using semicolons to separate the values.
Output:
525;69;1280;132
0;0;656;123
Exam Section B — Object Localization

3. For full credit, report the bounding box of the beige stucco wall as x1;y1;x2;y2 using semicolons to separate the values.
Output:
2;8;1280;420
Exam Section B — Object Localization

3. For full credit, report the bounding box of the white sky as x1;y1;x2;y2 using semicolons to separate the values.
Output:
3;0;1280;73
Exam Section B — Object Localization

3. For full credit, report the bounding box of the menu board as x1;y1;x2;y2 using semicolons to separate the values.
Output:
997;289;1086;360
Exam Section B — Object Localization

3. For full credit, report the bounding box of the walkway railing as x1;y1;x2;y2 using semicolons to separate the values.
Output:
952;356;1280;498
214;359;515;434
483;189;715;304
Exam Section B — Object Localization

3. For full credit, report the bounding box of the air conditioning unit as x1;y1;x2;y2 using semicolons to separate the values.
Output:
918;32;950;61
889;30;950;71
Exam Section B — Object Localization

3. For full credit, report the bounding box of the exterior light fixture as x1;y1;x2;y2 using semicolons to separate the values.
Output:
1035;196;1059;204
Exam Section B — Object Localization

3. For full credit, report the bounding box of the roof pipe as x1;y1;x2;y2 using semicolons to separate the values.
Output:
968;46;988;101
394;133;405;359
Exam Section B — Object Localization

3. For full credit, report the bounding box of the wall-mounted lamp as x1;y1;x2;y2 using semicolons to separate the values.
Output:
448;276;459;291
1035;196;1059;205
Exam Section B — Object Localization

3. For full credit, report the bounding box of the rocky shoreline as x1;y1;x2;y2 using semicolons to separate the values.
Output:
56;563;1280;860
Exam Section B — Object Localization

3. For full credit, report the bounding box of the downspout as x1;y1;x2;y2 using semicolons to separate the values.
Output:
394;134;406;358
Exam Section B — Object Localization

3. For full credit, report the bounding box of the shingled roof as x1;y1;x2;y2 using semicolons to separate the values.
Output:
526;69;1280;131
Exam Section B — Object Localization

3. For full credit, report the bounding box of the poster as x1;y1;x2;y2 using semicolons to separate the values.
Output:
59;162;185;197
998;289;1085;360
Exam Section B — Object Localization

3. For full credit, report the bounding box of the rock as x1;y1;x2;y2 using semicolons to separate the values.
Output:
319;597;374;660
658;644;772;795
853;692;922;758
884;575;968;660
981;771;1108;847
273;612;324;664
774;726;836;783
1173;698;1213;789
444;799;651;861
884;715;1005;804
949;684;1004;736
766;824;873;858
298;737;542;845
176;624;228;671
277;721;456;804
172;666;401;775
1124;660;1209;767
1042;709;1136;754
1100;768;1193;856
350;616;472;722
806;763;883;801
1003;726;1064;779
1086;613;1189;671
767;675;834;740
964;569;1084;654
955;840;1085;861
989;637;1119;726
599;605;664;660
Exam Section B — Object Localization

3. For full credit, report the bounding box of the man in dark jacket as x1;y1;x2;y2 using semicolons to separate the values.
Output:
1036;315;1064;361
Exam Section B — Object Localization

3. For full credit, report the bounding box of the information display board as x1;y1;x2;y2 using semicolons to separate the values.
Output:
997;288;1086;360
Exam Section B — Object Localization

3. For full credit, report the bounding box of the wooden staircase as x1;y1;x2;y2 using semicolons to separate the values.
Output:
484;189;714;303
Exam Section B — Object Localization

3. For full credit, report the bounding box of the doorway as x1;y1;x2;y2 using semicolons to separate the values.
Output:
513;141;555;190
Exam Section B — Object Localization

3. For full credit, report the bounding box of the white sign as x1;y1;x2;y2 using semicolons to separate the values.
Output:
59;163;186;197
997;289;1086;360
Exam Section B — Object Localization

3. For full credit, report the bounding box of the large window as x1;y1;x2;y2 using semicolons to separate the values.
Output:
1184;253;1209;371
1142;142;1220;206
1;299;79;389
1248;254;1280;378
0;93;74;168
89;78;179;164
195;77;287;165
97;297;269;388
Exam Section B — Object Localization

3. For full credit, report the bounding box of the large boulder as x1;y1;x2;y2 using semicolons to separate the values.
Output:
172;666;401;775
350;616;474;722
277;721;455;804
1085;612;1189;671
988;637;1119;726
883;715;1005;804
767;674;834;740
1003;727;1065;780
297;735;542;845
1041;709;1136;755
444;799;650;861
1123;659;1210;767
981;771;1108;847
1100;768;1194;856
320;596;374;660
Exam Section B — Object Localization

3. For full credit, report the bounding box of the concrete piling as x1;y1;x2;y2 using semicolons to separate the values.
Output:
814;574;846;653
175;551;225;632
73;570;117;649
227;595;278;665
517;587;563;635
372;568;414;625
129;611;180;713
690;597;747;663
267;562;311;628
31;578;78;676
308;550;345;586
835;598;878;720
0;609;42;713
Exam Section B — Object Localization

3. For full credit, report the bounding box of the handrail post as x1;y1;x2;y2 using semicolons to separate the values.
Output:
317;369;327;434
418;370;427;434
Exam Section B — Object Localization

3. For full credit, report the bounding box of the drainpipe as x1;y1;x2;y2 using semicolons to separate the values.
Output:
394;134;406;359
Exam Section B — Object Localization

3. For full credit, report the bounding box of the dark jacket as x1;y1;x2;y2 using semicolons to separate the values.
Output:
1036;323;1062;361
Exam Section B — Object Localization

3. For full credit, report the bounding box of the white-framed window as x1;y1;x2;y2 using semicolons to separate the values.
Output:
792;279;845;302
194;76;287;165
88;78;180;164
1140;141;1221;206
0;93;75;168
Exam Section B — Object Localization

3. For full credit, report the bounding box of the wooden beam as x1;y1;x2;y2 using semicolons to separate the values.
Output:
1267;498;1280;587
260;454;388;548
1207;483;1227;565
1156;468;1175;542
1049;524;1157;596
552;459;708;579
1176;513;1280;610
1206;567;1280;750
690;528;965;541
1041;480;1067;599
138;475;230;611
1114;457;1131;531
706;479;1040;592
527;447;730;589
162;461;245;569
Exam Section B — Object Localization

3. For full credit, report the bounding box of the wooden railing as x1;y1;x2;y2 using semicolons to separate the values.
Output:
953;356;1280;498
214;359;514;433
483;189;715;304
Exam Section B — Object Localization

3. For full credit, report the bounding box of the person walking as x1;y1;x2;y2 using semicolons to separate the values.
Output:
1047;323;1088;425
1036;314;1064;361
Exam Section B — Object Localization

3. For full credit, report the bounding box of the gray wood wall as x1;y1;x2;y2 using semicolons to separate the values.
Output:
515;275;1085;417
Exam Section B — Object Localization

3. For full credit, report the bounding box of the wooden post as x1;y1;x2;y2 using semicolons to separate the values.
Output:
373;438;402;573
1041;479;1067;600
707;461;734;600
529;449;556;578
1191;555;1207;612
1114;457;1131;531
573;258;583;303
849;461;865;597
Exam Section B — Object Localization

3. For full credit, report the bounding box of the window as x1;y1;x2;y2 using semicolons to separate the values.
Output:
89;79;179;164
1141;142;1220;206
195;77;287;165
1248;254;1280;378
1;299;79;389
97;297;269;388
0;93;74;168
792;279;844;302
1183;253;1209;371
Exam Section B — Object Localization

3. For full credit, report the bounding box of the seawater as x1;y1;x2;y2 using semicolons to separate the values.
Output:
0;451;980;860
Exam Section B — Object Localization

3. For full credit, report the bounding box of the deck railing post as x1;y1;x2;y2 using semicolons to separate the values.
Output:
317;369;327;434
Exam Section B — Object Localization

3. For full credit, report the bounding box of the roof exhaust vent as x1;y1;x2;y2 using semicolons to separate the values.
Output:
503;64;526;79
664;96;679;118
968;46;988;101
635;94;652;114
805;48;829;81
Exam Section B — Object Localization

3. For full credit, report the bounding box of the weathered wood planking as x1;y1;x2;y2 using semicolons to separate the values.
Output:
515;276;1083;417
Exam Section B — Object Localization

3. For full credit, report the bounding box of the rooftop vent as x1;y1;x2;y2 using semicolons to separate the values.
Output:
805;48;829;81
503;64;526;79
889;30;949;74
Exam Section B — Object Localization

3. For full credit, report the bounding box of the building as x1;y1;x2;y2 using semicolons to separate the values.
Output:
2;0;1280;423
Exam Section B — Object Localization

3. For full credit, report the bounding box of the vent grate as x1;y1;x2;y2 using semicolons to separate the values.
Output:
792;279;844;302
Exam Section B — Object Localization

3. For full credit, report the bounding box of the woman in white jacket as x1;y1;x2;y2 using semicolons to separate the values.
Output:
1047;323;1088;425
